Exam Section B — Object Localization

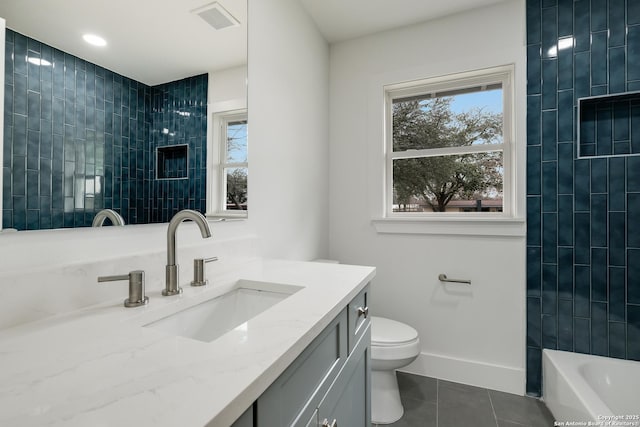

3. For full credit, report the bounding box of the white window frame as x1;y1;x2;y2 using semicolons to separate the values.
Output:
384;66;515;220
208;109;248;218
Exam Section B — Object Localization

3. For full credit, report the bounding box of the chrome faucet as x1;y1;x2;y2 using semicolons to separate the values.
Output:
163;210;212;296
92;209;125;227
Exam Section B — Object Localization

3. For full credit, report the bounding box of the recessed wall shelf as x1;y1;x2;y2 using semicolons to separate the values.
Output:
577;91;640;158
156;144;189;180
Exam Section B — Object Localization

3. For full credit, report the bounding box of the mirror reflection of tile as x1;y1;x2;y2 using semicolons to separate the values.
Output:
3;29;208;230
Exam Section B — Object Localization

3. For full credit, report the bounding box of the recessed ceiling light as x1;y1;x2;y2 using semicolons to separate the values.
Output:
82;34;107;47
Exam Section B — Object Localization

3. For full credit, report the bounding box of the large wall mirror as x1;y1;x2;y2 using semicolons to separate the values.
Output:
0;0;247;230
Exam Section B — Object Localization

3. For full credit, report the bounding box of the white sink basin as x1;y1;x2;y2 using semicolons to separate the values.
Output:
145;280;302;342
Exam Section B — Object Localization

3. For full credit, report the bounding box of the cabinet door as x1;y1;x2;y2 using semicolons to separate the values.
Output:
317;324;371;427
257;309;348;427
231;405;253;427
348;286;369;353
304;409;318;427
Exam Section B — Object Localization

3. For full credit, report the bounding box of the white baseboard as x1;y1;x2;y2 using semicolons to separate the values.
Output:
400;351;526;396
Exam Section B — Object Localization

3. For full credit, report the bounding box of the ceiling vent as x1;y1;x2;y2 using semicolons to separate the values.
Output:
192;2;240;30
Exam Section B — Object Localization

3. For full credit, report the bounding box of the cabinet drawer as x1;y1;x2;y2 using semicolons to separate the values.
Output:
304;409;318;427
317;323;371;427
257;308;348;427
348;285;370;353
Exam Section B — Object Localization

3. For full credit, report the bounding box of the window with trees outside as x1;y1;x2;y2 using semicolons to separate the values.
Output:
385;67;512;217
214;110;247;215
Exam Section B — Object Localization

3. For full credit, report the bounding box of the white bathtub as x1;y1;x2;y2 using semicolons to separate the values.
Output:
543;349;640;423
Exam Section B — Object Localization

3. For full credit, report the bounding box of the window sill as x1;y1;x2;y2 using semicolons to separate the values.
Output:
371;216;526;237
206;212;248;221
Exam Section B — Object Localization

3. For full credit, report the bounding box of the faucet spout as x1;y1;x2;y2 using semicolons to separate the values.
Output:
92;209;125;227
163;210;212;296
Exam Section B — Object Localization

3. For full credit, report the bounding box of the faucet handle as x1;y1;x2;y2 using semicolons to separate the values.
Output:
98;270;149;308
190;257;218;287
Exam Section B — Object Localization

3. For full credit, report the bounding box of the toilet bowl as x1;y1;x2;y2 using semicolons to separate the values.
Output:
370;316;420;425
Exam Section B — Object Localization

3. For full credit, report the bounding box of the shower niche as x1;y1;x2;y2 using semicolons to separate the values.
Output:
578;91;640;158
156;144;189;180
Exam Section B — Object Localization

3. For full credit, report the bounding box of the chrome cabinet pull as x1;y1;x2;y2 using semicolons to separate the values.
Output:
321;419;337;427
357;306;369;318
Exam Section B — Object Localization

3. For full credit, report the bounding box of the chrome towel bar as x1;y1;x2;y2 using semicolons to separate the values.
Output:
438;274;471;285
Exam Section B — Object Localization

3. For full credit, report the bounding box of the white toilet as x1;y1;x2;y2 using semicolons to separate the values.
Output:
370;316;420;424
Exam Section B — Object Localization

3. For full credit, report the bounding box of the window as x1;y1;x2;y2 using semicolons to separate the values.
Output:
385;67;513;217
211;109;248;216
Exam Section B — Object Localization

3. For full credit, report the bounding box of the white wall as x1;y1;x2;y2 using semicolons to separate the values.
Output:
208;65;247;113
328;0;528;394
0;18;5;229
248;0;329;259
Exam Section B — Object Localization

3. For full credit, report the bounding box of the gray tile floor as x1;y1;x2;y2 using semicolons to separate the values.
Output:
374;372;556;427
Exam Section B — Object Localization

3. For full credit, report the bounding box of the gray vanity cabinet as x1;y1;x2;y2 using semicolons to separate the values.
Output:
231;285;370;427
257;308;348;426
231;407;253;427
316;325;370;427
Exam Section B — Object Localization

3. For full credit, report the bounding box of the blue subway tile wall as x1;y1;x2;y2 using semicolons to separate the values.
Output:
527;0;640;396
147;74;208;224
2;29;208;229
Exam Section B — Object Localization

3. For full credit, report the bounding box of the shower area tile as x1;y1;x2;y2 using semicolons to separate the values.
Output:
526;0;640;395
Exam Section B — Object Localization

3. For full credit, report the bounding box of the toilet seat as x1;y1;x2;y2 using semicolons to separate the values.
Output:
371;316;420;361
371;316;418;346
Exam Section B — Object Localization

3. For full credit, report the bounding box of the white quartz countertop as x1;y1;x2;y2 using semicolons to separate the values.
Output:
0;259;375;427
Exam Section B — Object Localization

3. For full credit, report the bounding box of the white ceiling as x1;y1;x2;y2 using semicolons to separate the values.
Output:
0;0;507;86
0;0;247;86
299;0;510;43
